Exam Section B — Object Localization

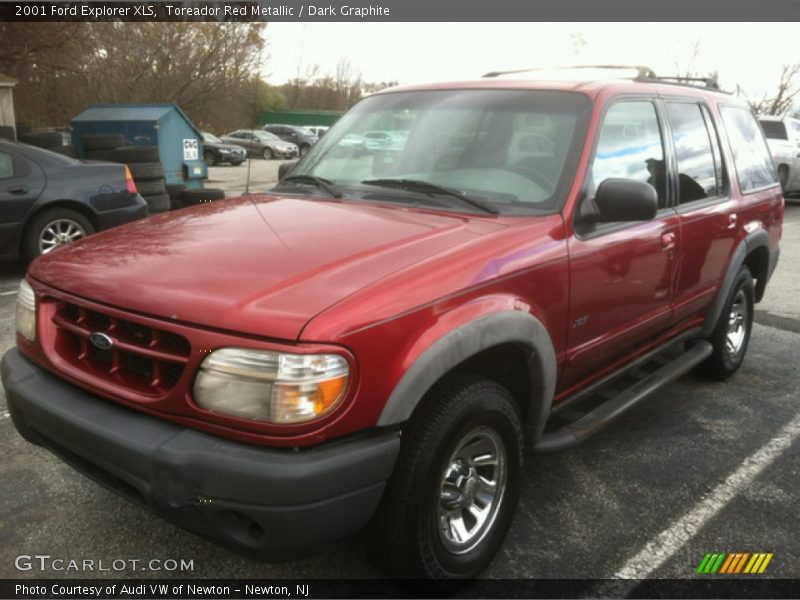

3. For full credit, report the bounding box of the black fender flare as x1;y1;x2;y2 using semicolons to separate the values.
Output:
701;229;769;337
376;311;557;442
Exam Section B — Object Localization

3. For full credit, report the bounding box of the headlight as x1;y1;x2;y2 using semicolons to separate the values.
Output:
15;279;36;342
193;348;349;424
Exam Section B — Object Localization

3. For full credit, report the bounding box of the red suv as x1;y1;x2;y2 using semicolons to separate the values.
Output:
2;68;783;579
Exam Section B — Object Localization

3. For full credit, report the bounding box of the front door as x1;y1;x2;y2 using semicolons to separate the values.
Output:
563;99;679;389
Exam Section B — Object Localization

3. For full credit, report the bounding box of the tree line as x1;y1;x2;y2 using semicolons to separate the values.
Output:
0;23;388;134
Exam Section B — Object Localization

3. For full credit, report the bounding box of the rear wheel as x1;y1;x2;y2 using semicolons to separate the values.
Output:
700;266;754;380
368;375;523;579
204;151;217;167
24;208;94;260
262;147;274;160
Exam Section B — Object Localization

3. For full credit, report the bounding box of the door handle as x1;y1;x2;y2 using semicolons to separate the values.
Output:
7;186;28;195
727;214;738;230
661;232;677;252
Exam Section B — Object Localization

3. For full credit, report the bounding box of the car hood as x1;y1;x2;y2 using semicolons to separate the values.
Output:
29;195;502;340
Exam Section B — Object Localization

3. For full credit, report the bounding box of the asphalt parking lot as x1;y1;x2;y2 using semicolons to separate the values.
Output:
0;202;798;583
205;158;281;197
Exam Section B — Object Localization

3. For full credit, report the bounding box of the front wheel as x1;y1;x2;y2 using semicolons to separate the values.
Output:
262;147;274;160
367;375;523;579
204;151;216;167
700;265;754;380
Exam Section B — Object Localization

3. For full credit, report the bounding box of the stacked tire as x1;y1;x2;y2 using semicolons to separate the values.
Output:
17;128;77;158
81;135;169;214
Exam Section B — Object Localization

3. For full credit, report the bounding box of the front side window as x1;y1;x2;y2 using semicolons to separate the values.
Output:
286;89;591;214
720;106;779;193
591;101;666;206
759;120;787;140
666;102;724;203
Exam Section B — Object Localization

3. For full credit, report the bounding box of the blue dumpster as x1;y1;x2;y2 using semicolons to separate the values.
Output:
71;104;207;189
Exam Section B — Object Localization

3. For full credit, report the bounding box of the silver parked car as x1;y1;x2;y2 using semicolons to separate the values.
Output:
759;116;800;194
220;130;298;160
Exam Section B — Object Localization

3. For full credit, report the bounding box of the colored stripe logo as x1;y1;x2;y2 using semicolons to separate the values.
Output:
696;552;773;574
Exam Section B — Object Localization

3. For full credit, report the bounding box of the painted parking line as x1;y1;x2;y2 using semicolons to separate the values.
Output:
612;410;800;580
0;410;9;420
0;290;17;296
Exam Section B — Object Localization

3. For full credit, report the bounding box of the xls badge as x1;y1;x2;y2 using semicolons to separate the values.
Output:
697;552;773;574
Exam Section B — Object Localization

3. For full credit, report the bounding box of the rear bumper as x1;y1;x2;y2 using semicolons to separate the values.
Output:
1;348;400;555
95;193;148;229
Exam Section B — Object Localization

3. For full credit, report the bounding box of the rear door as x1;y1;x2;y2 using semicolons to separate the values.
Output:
564;98;680;387
0;146;46;256
664;100;737;325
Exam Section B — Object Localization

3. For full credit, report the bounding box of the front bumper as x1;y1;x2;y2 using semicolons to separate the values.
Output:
1;348;400;555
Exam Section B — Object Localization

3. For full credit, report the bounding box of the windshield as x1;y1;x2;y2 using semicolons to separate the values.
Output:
289;89;589;214
203;132;221;143
258;131;281;142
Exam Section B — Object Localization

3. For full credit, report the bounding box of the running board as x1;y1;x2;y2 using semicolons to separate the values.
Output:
534;340;713;453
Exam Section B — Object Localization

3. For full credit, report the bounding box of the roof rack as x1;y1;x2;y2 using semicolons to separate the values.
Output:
482;65;657;79
482;65;723;91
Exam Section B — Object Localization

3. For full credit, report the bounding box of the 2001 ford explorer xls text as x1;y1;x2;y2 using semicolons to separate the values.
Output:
1;68;783;579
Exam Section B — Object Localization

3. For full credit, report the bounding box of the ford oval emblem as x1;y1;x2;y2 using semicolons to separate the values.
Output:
89;332;114;351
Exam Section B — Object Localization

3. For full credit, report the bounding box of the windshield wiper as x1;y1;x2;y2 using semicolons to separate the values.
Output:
276;175;342;198
361;179;498;214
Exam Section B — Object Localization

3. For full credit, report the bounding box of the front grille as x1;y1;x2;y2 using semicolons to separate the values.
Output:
50;301;191;395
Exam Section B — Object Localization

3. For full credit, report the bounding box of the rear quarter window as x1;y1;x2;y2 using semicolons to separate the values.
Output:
720;106;779;193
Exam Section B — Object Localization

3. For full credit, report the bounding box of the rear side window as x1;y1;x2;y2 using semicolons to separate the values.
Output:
591;101;666;206
720;106;779;193
666;102;725;203
0;151;12;179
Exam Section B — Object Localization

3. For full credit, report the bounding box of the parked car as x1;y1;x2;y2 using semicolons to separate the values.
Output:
0;140;146;261
220;130;298;160
262;124;318;156
305;125;330;138
758;115;800;194
2;70;783;579
201;132;246;167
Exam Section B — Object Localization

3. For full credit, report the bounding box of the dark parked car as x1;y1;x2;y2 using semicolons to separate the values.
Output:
201;132;247;167
0;140;146;261
262;124;318;156
220;130;298;160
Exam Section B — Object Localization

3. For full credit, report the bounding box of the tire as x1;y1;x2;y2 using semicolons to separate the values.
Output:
778;165;789;194
0;125;15;141
143;192;170;213
231;161;243;166
84;149;119;162
128;162;164;180
166;183;186;199
261;147;274;160
368;375;524;579
82;133;127;151
23;208;95;261
180;188;226;207
135;178;167;197
112;145;160;163
204;151;217;167
699;266;755;380
20;132;64;149
299;144;311;157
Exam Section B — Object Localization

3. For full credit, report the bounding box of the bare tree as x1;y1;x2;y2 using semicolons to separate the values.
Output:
738;64;800;116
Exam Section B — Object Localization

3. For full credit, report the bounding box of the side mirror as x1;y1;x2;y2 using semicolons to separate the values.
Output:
278;160;299;180
593;178;658;222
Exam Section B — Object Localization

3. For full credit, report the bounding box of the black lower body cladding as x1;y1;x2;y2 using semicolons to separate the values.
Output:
1;349;400;554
